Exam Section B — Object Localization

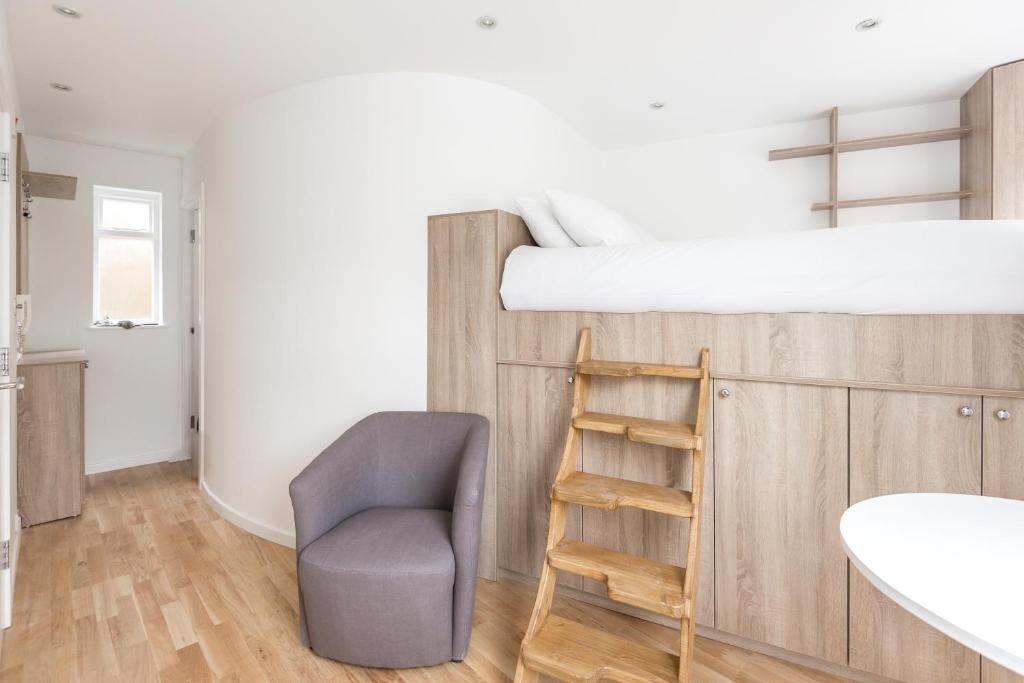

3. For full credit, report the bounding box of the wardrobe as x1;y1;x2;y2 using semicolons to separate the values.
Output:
961;59;1024;220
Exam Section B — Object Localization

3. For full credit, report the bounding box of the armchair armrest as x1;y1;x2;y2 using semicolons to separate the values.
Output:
289;416;378;554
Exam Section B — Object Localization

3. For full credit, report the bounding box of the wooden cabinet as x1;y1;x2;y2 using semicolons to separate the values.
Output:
497;364;581;588
981;397;1024;683
582;373;714;626
713;380;848;664
961;59;1024;220
849;389;982;683
17;360;86;526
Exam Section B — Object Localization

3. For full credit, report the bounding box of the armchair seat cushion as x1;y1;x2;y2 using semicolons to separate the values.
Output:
298;507;456;667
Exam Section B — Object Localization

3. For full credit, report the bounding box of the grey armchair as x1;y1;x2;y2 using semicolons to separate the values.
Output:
289;411;489;669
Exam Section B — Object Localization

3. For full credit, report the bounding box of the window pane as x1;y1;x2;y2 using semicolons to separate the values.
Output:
101;198;151;231
98;237;154;321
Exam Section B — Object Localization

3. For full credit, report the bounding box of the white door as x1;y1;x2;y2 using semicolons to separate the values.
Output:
186;202;204;484
0;112;18;629
188;208;200;478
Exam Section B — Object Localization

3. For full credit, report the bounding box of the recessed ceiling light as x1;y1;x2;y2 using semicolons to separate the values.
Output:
52;5;82;18
50;82;73;92
476;16;497;29
855;17;881;31
649;102;666;110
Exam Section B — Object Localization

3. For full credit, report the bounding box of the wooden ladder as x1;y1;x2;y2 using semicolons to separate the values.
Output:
513;327;711;683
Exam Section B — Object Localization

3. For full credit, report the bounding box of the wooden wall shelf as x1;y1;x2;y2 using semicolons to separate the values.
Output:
769;126;972;161
811;190;973;212
769;107;971;227
23;171;77;200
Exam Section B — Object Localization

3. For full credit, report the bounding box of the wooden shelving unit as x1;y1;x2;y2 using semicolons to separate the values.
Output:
770;107;972;227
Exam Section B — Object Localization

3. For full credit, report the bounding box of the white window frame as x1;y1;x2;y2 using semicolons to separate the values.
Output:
92;185;163;327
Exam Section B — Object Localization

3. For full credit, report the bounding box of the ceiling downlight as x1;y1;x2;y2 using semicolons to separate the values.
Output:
476;16;498;30
855;18;881;31
49;82;73;92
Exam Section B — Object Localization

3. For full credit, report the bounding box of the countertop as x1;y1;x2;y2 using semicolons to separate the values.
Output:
18;349;88;366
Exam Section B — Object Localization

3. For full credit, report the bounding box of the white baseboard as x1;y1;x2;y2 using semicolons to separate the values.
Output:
85;448;190;475
200;480;295;548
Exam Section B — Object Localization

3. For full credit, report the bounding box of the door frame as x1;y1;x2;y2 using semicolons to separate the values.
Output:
180;183;206;485
0;112;17;630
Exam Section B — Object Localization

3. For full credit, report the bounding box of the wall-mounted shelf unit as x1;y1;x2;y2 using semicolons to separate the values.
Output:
23;170;77;200
769;107;972;227
811;190;973;212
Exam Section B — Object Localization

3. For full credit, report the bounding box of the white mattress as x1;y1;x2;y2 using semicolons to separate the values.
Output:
499;220;1024;314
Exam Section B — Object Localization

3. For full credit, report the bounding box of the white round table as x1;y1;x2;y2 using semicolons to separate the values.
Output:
841;493;1024;675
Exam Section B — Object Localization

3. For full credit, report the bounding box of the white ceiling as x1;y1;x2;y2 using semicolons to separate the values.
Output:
7;0;1024;156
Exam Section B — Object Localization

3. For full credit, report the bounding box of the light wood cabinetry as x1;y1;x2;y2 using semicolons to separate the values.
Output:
497;364;581;588
849;390;982;683
981;397;1024;683
427;209;1024;681
581;373;714;627
713;380;848;664
961;59;1024;220
17;360;86;526
427;210;531;580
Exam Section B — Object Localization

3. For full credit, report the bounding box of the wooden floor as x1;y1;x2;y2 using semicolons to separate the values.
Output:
0;461;851;682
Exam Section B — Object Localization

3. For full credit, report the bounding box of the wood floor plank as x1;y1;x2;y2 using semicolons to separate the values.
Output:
0;461;852;682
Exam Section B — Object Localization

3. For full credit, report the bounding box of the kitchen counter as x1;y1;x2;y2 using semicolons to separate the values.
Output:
18;349;87;366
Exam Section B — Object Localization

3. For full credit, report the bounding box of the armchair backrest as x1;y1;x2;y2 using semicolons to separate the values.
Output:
364;411;485;510
290;411;488;554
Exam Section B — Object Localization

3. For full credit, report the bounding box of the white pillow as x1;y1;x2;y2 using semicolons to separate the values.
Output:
514;197;577;248
545;189;653;247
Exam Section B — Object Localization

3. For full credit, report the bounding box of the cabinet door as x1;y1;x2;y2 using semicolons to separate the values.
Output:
714;380;848;663
497;364;582;588
982;397;1024;683
581;374;714;626
850;390;982;683
17;363;84;525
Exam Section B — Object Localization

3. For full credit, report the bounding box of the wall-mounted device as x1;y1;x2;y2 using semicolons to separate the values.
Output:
14;294;30;353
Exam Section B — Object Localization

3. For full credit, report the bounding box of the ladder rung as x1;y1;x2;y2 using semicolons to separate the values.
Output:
548;540;688;618
574;412;702;450
521;614;679;683
576;359;704;380
553;472;694;517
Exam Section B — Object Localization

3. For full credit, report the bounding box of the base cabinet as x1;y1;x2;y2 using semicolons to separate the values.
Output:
493;369;1023;682
17;361;85;526
582;373;713;626
849;390;982;683
497;364;581;588
981;397;1024;683
713;380;848;664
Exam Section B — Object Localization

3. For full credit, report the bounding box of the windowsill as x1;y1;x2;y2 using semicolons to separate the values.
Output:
87;324;167;331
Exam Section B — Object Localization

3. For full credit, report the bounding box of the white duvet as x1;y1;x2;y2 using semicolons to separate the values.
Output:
499;220;1024;314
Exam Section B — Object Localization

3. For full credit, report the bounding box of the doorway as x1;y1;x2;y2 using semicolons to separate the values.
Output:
182;194;204;484
0;112;17;629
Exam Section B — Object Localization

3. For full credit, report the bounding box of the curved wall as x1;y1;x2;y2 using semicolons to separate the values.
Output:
183;72;596;541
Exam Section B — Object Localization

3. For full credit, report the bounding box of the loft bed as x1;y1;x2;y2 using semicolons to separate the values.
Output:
427;208;1024;682
500;219;1024;315
427;60;1024;683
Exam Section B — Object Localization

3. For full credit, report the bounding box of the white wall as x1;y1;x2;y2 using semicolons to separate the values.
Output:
182;72;597;540
183;71;969;545
25;136;185;473
597;100;963;239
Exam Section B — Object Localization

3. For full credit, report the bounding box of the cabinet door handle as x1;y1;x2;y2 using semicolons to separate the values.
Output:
959;405;974;418
995;409;1011;421
719;388;731;398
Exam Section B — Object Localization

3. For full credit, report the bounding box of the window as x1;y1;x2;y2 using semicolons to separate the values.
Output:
93;186;162;326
